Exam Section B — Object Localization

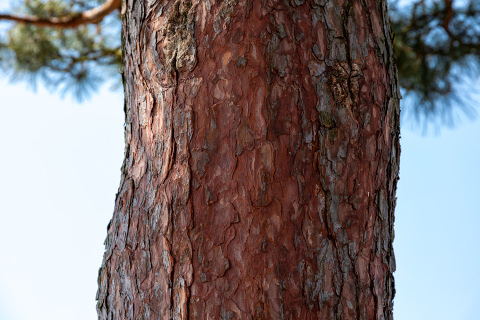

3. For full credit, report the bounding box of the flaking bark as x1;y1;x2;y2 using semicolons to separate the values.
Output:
96;0;400;319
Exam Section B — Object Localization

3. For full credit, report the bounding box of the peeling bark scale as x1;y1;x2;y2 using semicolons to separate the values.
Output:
96;0;400;319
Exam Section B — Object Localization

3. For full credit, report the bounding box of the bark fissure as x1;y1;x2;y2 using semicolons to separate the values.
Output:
97;0;400;319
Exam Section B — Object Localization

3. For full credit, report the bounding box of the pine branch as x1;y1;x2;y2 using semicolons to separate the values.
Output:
0;0;121;28
390;0;480;126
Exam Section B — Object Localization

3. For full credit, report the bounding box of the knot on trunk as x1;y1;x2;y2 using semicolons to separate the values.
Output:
329;62;363;110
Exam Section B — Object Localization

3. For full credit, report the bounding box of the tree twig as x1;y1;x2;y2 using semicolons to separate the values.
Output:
0;0;121;29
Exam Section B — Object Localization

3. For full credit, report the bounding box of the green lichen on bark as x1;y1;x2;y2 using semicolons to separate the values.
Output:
162;0;197;72
319;110;334;128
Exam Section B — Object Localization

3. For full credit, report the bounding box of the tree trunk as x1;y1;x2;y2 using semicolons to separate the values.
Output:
96;0;400;319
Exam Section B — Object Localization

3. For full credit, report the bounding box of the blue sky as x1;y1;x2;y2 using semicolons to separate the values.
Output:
0;81;124;320
395;112;480;319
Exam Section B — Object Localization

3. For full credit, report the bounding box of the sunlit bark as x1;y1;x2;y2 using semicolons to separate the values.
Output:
96;0;400;319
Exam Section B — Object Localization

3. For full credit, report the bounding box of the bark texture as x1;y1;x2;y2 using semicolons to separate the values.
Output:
96;0;400;319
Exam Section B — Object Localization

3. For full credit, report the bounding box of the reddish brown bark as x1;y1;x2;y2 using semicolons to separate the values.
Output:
96;0;400;319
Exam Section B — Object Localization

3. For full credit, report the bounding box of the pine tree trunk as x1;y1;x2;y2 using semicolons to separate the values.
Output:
96;0;400;319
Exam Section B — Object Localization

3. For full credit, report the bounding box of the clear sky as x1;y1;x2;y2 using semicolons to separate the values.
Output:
0;80;125;320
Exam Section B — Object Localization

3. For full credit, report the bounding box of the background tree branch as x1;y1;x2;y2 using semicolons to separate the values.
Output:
0;0;121;28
